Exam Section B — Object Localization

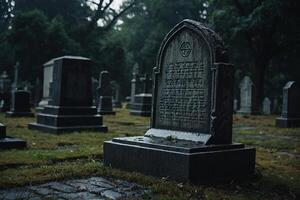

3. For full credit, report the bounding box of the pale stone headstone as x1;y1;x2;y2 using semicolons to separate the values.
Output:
262;97;271;114
97;71;115;115
237;76;254;114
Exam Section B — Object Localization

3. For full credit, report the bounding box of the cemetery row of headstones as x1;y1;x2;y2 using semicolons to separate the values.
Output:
0;20;299;184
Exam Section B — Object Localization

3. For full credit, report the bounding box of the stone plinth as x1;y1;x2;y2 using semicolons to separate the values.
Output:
28;56;107;134
0;123;26;149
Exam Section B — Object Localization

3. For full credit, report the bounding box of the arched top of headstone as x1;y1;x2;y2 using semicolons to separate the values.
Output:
1;71;8;79
263;97;271;103
239;76;253;89
284;81;298;90
155;19;228;73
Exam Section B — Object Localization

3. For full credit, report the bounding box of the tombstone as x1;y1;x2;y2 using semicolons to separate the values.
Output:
91;77;99;106
104;20;255;182
112;81;122;108
262;97;271;115
276;81;300;128
97;71;116;115
6;90;34;117
129;65;141;108
28;56;108;134
233;98;238;113
11;62;19;92
130;74;152;117
0;123;27;149
36;59;54;112
0;71;12;112
237;76;255;114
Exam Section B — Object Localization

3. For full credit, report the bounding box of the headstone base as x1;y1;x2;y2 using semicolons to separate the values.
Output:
28;106;108;134
98;96;115;115
0;137;27;149
130;94;152;117
104;136;256;182
6;111;34;118
276;117;300;128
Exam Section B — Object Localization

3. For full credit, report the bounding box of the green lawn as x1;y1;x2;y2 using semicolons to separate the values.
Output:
0;107;299;200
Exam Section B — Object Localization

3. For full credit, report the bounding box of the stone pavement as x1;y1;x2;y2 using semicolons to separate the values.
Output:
0;177;151;200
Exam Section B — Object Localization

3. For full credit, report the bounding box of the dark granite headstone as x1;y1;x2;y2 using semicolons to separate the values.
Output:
0;123;26;149
28;56;108;134
104;20;255;182
130;74;152;117
276;81;300;128
0;71;11;112
6;90;34;117
97;71;116;115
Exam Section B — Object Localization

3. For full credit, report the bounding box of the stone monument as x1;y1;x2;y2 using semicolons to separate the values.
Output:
28;56;108;134
112;81;122;108
130;73;152;116
237;76;255;114
6;90;34;117
262;97;271;115
36;59;54;112
128;63;141;109
233;98;238;113
0;71;11;112
97;71;116;115
276;81;300;128
104;20;256;182
0;123;26;149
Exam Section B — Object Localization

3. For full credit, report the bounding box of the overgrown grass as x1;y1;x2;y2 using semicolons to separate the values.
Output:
0;108;299;199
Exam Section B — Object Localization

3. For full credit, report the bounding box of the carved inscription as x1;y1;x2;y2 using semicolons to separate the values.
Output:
157;60;209;131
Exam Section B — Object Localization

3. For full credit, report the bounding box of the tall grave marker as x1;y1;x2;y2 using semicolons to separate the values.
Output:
104;20;255;182
29;56;107;134
237;76;255;114
97;71;116;115
0;71;12;112
276;81;300;127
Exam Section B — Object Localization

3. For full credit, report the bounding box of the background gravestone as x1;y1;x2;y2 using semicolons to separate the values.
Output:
237;76;255;114
276;81;300;128
0;123;26;149
233;98;238;113
91;77;99;106
0;71;12;112
6;90;34;117
262;97;271;115
97;71;116;115
104;19;255;182
130;73;152;117
112;81;122;108
128;63;141;109
36;59;54;112
28;56;108;134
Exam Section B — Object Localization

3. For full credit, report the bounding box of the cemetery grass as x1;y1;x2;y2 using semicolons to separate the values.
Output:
0;108;299;200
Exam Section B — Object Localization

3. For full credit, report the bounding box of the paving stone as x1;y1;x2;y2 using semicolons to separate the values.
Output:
101;189;122;200
48;182;77;193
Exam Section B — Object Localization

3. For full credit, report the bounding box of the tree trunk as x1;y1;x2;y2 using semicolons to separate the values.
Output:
252;59;268;114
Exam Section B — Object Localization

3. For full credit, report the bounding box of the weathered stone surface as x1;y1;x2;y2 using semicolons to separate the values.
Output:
0;123;27;149
0;176;150;200
262;97;271;115
276;81;300;128
37;59;54;112
104;19;256;182
0;71;12;112
237;76;256;114
6;90;34;117
130;74;152;117
97;71;116;115
28;56;107;134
